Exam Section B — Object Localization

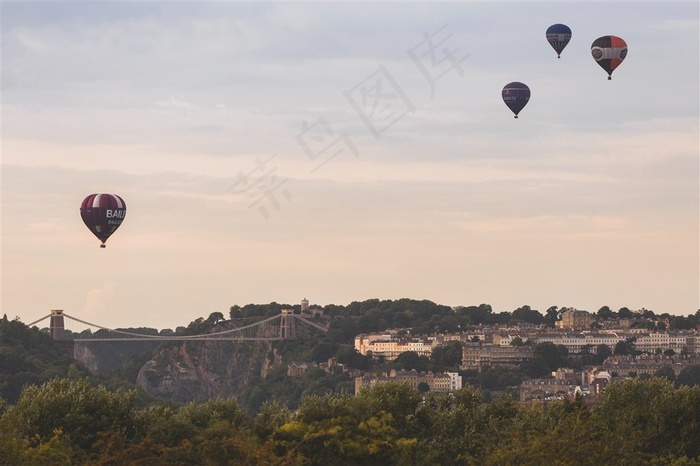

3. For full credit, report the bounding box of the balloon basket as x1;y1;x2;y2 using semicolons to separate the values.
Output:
514;115;518;119
100;244;106;248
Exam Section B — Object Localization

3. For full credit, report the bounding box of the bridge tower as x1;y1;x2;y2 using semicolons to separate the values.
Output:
50;309;66;340
49;309;74;357
279;309;296;339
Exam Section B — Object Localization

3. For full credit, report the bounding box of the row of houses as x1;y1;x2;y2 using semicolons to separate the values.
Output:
602;354;694;377
354;369;462;394
355;329;699;365
287;359;464;395
519;367;612;405
533;331;695;354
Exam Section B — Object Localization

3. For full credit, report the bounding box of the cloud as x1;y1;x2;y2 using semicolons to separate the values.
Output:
82;280;117;321
2;3;697;326
155;97;191;109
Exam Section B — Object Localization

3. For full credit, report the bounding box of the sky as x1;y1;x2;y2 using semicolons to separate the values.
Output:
2;2;698;330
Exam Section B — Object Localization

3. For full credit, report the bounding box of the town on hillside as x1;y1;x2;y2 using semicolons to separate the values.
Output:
318;306;700;404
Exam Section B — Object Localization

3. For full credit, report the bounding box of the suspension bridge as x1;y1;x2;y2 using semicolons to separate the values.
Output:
28;309;328;342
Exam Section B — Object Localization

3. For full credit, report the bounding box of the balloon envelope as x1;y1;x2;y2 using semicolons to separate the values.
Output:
591;35;628;79
502;82;530;118
546;23;572;58
80;194;127;248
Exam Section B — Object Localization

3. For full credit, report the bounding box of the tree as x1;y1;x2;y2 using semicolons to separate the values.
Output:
4;378;139;451
614;337;638;356
358;382;423;434
0;428;73;466
273;382;422;464
597;306;614;319
410;386;519;464
653;366;676;383
614;340;630;356
310;342;336;363
455;304;493;326
544;306;560;326
670;316;695;330
140;398;248;448
252;401;291;438
417;382;430;393
206;312;224;325
229;305;242;319
521;357;551;379
511;306;544;325
429;341;463;369
591;378;700;461
676;365;700;388
393;351;428;372
580;344;592;357
335;346;371;370
533;342;567;372
0;319;91;404
618;307;634;319
595;344;612;364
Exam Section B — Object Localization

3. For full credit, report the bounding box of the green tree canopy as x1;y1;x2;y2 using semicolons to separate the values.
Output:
4;378;139;451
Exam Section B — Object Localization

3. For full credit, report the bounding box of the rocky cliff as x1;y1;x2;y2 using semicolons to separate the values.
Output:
136;339;280;403
74;340;161;376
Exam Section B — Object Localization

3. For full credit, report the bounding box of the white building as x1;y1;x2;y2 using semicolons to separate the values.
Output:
446;371;463;391
355;333;435;360
531;331;697;355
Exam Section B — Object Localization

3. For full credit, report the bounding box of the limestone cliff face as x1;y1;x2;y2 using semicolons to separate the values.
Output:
73;343;100;374
136;340;276;403
74;340;161;376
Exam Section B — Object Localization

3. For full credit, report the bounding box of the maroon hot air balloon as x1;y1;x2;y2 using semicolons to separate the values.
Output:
80;193;127;248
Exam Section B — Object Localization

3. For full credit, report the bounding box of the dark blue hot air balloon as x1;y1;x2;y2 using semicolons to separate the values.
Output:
502;82;530;119
546;24;572;58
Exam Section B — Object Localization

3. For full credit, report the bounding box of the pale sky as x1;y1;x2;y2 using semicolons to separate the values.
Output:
2;2;698;330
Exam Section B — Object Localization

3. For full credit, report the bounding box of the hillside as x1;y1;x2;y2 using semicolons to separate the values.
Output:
0;315;90;403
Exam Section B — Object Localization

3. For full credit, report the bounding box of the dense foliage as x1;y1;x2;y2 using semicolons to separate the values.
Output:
0;315;90;403
0;316;153;406
1;377;699;465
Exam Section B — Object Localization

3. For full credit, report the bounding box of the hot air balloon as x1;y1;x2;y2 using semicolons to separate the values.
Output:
80;193;127;248
546;24;572;58
502;82;530;119
591;35;627;80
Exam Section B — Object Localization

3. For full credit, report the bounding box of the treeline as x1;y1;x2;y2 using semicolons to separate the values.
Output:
2;377;699;465
228;300;700;345
17;300;699;351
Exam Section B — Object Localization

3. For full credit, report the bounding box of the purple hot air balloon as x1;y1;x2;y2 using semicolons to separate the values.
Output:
80;193;127;248
502;82;530;119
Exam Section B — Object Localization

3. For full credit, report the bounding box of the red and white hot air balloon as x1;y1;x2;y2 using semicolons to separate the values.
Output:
591;35;628;80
